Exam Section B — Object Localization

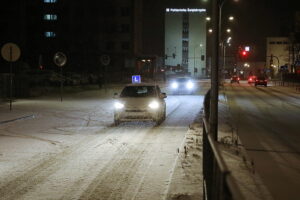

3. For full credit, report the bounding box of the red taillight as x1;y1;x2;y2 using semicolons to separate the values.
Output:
238;78;240;80
249;78;252;81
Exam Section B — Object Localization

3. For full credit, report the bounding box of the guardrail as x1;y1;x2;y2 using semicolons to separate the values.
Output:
202;90;243;200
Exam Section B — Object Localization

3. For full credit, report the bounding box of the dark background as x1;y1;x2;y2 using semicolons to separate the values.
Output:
142;0;300;61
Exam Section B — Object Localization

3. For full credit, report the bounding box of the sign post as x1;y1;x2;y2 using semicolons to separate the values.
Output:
1;43;21;111
100;55;111;92
54;52;67;102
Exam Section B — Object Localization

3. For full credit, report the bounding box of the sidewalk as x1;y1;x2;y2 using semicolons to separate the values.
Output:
0;101;35;125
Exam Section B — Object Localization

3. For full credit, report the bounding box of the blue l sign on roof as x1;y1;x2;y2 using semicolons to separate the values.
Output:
132;75;141;84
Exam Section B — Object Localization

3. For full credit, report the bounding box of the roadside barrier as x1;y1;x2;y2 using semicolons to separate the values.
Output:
202;90;243;200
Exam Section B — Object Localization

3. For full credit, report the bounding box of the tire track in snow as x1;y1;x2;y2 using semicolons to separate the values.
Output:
0;124;115;200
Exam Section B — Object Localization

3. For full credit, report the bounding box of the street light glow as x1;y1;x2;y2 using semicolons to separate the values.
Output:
208;28;213;33
229;16;234;21
206;17;211;21
227;37;232;43
226;28;231;33
244;63;250;67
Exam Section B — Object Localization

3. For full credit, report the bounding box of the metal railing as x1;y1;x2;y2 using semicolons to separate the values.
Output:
203;90;244;200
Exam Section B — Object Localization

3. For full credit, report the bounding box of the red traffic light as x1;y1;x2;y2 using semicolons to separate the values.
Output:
242;50;247;56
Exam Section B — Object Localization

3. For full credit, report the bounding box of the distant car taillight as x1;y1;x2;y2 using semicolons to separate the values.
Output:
238;78;240;80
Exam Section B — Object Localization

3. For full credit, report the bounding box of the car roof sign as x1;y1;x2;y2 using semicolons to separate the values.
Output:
132;75;141;84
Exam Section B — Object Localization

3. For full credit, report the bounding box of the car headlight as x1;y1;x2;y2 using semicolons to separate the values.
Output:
171;82;178;89
114;102;124;109
186;81;194;89
148;101;159;109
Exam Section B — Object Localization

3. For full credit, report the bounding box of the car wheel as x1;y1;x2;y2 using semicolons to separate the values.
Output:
114;115;120;126
155;110;165;126
162;107;166;121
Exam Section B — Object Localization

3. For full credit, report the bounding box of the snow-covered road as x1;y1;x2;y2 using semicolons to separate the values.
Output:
0;86;205;200
225;82;300;200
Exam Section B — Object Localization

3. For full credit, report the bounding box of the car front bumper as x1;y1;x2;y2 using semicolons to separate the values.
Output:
114;109;159;122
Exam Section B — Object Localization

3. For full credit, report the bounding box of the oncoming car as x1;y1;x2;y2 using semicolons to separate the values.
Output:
170;77;196;94
113;84;167;125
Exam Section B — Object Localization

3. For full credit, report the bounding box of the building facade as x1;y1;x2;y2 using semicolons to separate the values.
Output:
266;37;290;75
164;8;206;78
1;0;143;80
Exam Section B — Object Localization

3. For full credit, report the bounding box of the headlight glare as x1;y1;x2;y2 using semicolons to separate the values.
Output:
186;81;194;89
148;101;159;109
171;82;178;89
114;102;124;109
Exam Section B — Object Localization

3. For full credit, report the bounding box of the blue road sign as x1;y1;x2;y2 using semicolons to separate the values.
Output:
132;75;141;84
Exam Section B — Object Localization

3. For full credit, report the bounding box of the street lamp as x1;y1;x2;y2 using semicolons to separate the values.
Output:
223;37;232;78
210;0;239;140
194;44;204;77
229;16;234;21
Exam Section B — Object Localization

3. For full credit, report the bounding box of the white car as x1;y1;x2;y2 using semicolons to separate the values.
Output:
113;84;167;125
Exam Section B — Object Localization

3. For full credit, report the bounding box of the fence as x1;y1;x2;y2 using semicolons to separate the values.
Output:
202;90;243;200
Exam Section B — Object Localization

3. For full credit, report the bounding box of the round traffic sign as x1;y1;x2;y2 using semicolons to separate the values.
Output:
1;43;21;62
54;52;67;67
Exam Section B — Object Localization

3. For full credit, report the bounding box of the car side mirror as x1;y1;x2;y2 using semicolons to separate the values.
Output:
113;92;119;99
160;93;167;99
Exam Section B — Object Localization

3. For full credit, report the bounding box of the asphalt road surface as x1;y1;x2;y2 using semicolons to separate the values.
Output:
225;82;300;200
0;84;205;200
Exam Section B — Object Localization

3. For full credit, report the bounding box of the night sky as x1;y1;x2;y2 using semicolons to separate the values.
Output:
143;0;300;61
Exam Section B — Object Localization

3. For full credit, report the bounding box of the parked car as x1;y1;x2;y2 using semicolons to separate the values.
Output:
113;83;167;125
248;75;257;84
230;75;240;84
255;76;268;87
170;77;196;94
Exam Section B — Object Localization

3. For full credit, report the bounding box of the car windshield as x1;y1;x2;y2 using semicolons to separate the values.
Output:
257;76;266;80
176;78;191;82
120;86;157;97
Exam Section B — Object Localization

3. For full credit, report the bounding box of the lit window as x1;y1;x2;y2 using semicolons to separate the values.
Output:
44;32;56;38
44;14;57;20
44;0;57;3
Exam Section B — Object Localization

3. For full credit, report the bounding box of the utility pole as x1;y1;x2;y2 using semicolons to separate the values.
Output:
210;0;220;141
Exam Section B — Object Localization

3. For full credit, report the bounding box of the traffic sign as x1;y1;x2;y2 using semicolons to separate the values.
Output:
132;75;141;84
1;43;21;62
54;52;67;67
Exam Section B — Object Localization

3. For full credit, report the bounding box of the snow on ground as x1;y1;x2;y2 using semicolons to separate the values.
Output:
218;85;273;200
165;116;203;200
0;80;286;200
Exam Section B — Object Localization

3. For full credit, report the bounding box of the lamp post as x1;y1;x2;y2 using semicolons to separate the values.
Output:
193;44;203;78
211;0;237;140
223;37;232;78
